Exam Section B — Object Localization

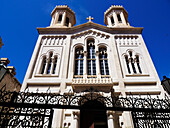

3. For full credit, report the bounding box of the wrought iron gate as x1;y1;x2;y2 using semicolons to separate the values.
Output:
0;86;170;128
0;90;53;128
0;105;53;128
132;112;170;128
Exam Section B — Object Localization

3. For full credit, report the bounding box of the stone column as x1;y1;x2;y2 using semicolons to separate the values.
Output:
120;12;126;25
44;57;49;74
55;57;60;76
51;13;59;26
83;51;87;78
107;16;112;27
113;12;119;26
69;22;72;27
37;57;44;74
55;13;59;24
134;59;140;74
107;111;115;128
128;58;133;74
52;109;64;128
95;51;100;78
50;16;55;26
73;111;80;128
50;57;55;74
61;12;66;26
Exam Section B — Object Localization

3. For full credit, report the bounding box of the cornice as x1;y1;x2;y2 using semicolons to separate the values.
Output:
51;5;75;16
37;22;143;35
51;5;76;25
105;5;128;16
104;5;128;25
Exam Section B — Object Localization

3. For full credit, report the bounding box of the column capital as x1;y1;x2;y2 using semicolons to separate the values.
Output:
95;51;99;56
73;111;80;120
84;51;87;56
107;111;115;119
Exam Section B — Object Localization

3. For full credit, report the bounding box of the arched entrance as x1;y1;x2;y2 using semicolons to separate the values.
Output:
80;100;108;128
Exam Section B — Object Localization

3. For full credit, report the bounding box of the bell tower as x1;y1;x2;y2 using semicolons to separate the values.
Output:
104;5;130;27
50;5;76;28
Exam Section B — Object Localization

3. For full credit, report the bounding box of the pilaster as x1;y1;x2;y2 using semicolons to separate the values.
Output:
107;111;115;128
72;111;80;128
113;12;119;26
96;51;100;78
61;12;66;26
83;51;87;78
120;12;126;25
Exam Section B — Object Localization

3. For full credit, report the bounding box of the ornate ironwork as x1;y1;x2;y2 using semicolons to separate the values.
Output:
132;112;170;128
0;85;170;127
0;86;170;112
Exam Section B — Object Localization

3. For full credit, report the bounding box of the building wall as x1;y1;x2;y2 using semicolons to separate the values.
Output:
0;71;21;92
22;5;165;128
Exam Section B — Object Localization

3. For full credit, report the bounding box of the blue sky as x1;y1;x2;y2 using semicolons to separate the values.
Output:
0;0;170;83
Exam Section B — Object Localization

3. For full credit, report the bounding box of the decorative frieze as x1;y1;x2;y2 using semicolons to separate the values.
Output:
41;36;66;46
115;35;140;46
71;30;110;39
72;77;113;85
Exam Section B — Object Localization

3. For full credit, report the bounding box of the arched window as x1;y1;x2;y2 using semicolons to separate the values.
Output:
129;51;136;74
75;47;84;75
136;55;142;74
65;17;69;27
99;47;109;75
87;39;96;75
52;57;57;74
58;14;62;23
125;55;131;74
117;13;122;23
41;57;46;74
124;51;142;74
110;16;115;25
47;53;53;74
39;52;59;75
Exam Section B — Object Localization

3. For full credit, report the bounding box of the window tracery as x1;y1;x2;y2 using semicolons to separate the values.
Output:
74;47;84;75
40;52;58;75
65;17;69;27
124;51;142;74
73;38;110;78
99;47;109;75
117;13;122;23
52;57;58;74
87;39;96;75
47;53;53;74
41;57;46;74
58;14;62;23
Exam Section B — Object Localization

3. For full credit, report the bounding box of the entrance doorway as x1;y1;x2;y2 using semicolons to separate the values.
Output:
80;100;108;128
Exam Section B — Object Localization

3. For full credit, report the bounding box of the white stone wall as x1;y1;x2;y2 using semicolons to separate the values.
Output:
22;27;164;128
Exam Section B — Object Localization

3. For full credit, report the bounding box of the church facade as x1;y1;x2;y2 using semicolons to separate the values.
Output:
22;5;165;128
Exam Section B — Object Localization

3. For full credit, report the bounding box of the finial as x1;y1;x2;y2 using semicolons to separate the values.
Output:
86;16;94;22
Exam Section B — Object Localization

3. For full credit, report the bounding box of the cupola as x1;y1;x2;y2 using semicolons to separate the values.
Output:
50;5;76;28
104;5;130;27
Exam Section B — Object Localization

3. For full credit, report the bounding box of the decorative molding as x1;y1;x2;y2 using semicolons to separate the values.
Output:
41;36;66;46
72;77;113;85
115;35;140;46
71;30;110;39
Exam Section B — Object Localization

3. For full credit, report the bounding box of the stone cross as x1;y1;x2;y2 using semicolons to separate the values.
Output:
86;16;94;22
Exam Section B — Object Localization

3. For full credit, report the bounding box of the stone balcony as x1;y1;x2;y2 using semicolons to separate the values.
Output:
72;77;114;92
72;77;113;85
